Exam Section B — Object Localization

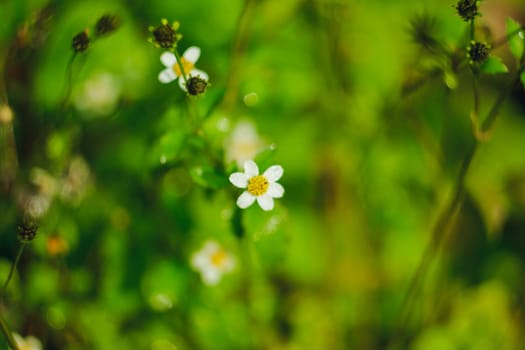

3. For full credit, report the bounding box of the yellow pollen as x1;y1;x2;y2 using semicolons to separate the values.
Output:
247;175;269;196
172;57;194;77
210;250;227;267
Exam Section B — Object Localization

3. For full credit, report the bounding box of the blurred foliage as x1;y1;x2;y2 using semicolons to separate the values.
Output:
1;0;525;349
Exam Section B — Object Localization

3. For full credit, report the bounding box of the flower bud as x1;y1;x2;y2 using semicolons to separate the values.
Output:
72;30;90;53
186;75;208;96
17;219;38;242
149;19;182;50
455;0;480;22
467;41;490;64
95;15;120;37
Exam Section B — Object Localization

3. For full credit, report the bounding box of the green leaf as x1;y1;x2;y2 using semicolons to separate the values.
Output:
480;57;508;74
521;70;525;90
506;17;524;63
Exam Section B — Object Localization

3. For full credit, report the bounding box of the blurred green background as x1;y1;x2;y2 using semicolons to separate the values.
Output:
1;0;525;349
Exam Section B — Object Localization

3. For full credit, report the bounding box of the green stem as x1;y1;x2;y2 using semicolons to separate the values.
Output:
59;53;78;111
393;62;525;347
2;243;25;297
469;19;475;41
173;49;189;88
0;311;18;350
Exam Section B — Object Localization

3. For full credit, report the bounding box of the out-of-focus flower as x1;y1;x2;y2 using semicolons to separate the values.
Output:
224;120;265;168
191;241;235;285
158;46;208;91
47;235;69;256
0;104;13;124
72;30;90;53
60;156;91;203
94;14;120;37
74;73;121;116
11;333;42;350
229;160;284;211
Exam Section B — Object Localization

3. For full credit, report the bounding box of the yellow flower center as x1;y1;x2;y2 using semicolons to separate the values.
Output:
172;57;194;77
247;175;269;196
210;250;228;268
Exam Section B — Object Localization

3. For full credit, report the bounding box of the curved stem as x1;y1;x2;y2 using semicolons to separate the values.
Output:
392;62;525;346
60;53;77;111
0;311;18;350
2;243;25;297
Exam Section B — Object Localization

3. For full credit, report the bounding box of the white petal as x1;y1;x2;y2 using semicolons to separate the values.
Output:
159;68;177;83
257;194;274;211
244;160;259;177
202;268;221;285
160;51;177;67
263;165;283;182
191;252;207;269
189;69;209;81
203;241;219;255
25;336;42;350
183;46;201;64
229;173;249;188
178;76;187;91
237;191;256;209
267;182;284;198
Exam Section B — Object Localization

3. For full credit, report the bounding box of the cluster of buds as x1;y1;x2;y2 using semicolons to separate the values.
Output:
71;14;120;53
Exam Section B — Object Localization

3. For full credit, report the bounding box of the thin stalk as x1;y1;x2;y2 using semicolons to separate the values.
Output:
393;61;525;346
173;49;189;88
2;243;25;296
0;311;18;350
60;53;77;110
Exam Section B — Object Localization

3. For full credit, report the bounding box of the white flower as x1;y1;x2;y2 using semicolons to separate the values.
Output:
225;120;265;168
158;46;208;91
11;333;42;350
229;160;284;211
191;241;235;286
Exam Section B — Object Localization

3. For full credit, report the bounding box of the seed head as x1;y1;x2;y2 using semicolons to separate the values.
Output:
149;19;182;50
17;219;38;242
95;14;120;37
186;75;208;96
72;30;90;53
467;41;490;64
455;0;480;22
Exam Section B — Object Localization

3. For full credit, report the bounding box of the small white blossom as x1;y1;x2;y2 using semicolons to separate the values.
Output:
229;160;284;211
158;46;208;91
11;333;42;350
191;241;235;286
225;120;265;168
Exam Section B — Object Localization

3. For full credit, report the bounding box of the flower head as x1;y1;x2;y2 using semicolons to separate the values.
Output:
72;30;90;53
191;241;235;285
158;46;209;91
455;0;480;22
467;41;490;64
17;218;38;242
95;14;120;37
229;160;284;211
148;19;182;50
186;75;208;96
11;333;42;350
